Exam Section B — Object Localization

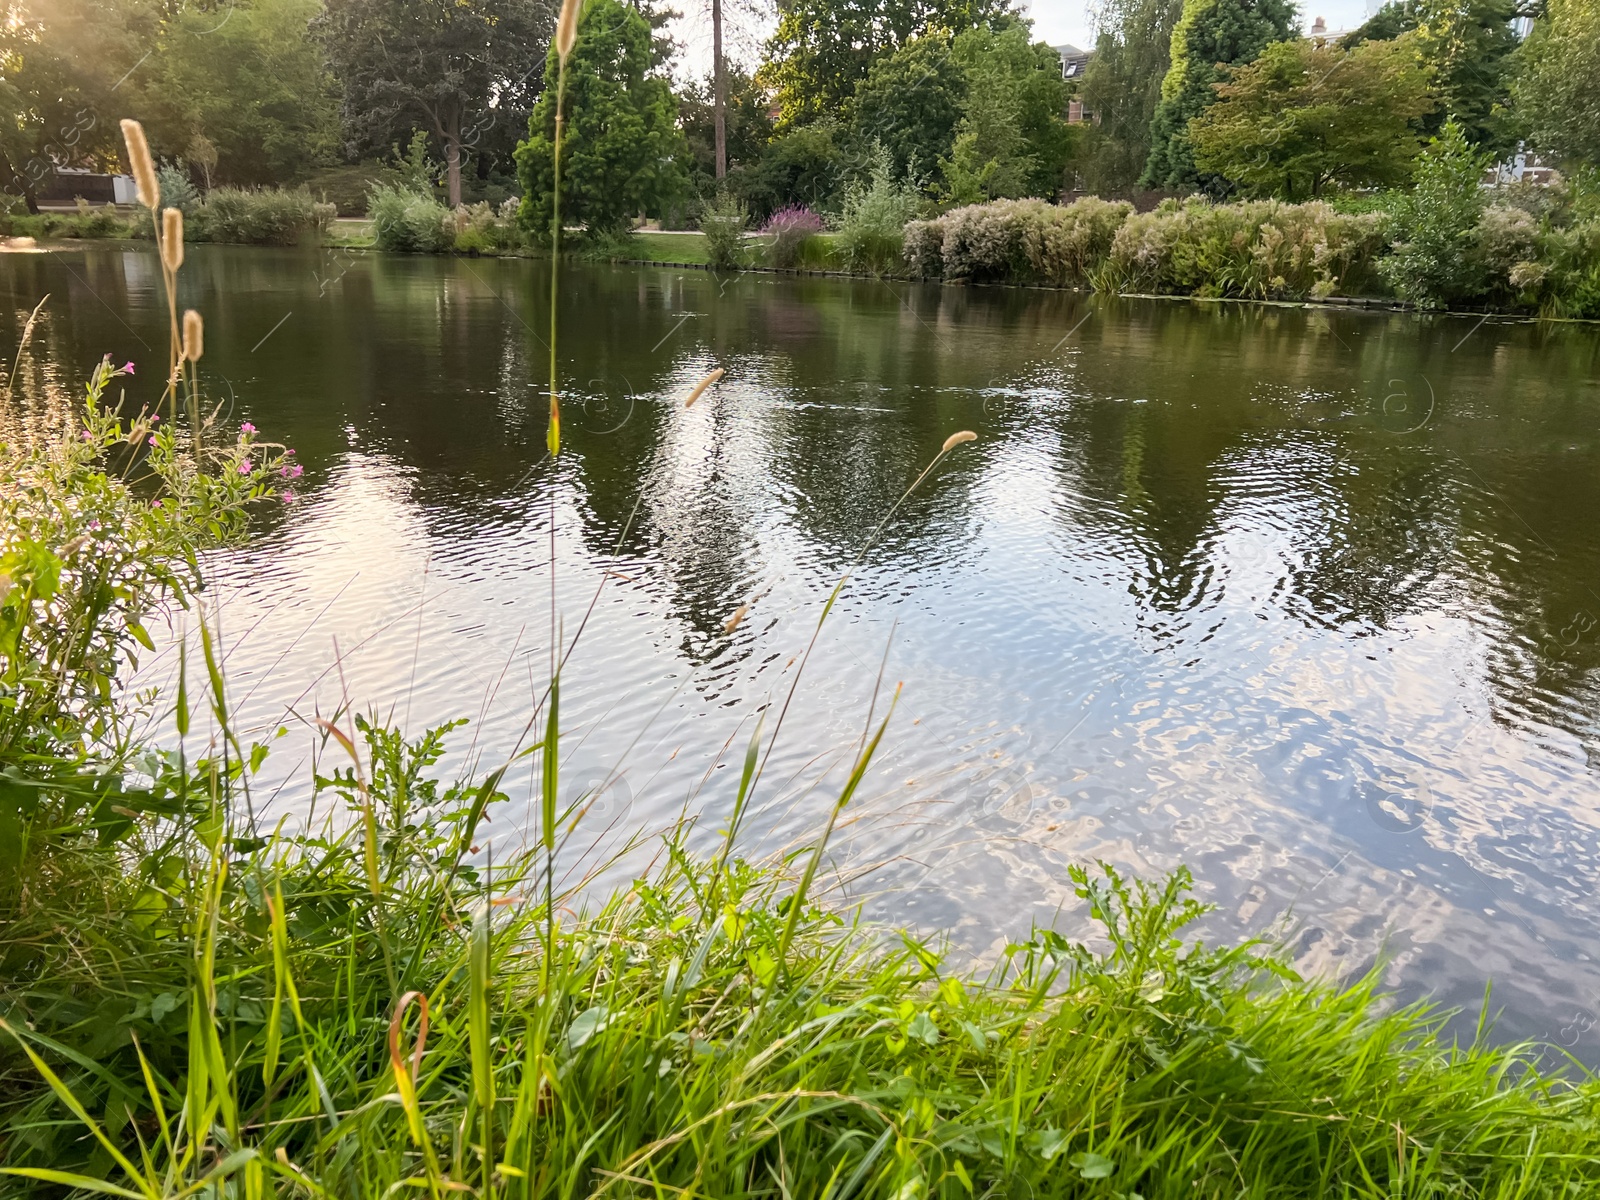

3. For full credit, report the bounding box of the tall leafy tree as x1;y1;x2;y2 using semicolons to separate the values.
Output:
846;35;968;184
1514;0;1600;166
516;0;686;234
1080;0;1183;193
316;0;553;207
140;0;340;186
1189;35;1435;198
0;0;156;211
1343;0;1520;155
947;21;1075;198
758;0;1016;129
1139;0;1296;193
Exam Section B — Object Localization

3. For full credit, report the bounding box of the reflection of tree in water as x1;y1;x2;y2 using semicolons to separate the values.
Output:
1277;444;1456;631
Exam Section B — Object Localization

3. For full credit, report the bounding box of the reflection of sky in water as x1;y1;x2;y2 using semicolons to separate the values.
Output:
6;245;1600;1060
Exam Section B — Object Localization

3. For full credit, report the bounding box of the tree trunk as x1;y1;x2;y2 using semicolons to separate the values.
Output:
445;112;463;208
713;0;727;180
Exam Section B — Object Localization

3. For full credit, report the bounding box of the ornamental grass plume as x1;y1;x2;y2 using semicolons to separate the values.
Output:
119;119;158;210
684;367;724;408
556;0;580;59
942;430;977;453
161;208;183;273
723;604;748;633
182;310;203;362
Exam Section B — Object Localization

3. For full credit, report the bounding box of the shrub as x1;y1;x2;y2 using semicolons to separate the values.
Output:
1;206;135;240
196;188;335;246
156;162;201;215
1100;197;1387;299
1378;121;1488;307
700;191;749;270
369;184;454;253
303;162;402;216
450;200;523;254
934;198;1045;282
761;204;824;268
837;143;922;275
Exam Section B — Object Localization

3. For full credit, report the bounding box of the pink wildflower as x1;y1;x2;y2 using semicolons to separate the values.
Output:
80;429;94;441
240;422;257;435
149;434;158;445
281;490;297;504
122;361;135;374
239;460;253;475
280;463;303;479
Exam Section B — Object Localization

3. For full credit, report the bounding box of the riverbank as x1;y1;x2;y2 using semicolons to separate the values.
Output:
13;182;1600;320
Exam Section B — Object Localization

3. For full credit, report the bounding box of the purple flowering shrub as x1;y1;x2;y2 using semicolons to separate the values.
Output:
761;205;825;268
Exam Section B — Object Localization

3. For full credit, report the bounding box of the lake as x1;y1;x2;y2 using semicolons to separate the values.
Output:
6;243;1600;1056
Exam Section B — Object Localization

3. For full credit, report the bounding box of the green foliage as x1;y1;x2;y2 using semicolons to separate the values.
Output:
1189;35;1435;199
1102;196;1391;297
368;183;454;252
1412;0;1518;155
952;25;1076;198
837;142;923;272
699;190;750;269
156;163;202;215
315;0;552;205
0;0;144;210
907;195;1132;283
5;732;1600;1197
0;206;136;240
759;0;1017;129
1515;0;1600;167
139;0;340;187
302;162;403;216
1080;0;1185;193
1140;0;1298;193
195;188;336;246
736;124;845;219
0;357;290;878
1378;120;1489;306
847;36;969;187
515;0;688;238
1342;0;1520;154
679;67;777;200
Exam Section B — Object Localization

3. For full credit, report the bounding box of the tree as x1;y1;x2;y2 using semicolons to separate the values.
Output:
737;123;843;216
140;0;340;186
846;35;967;186
1342;0;1519;155
316;0;553;207
515;0;687;235
1378;119;1490;306
1139;0;1297;193
1515;0;1600;166
0;0;155;212
680;66;774;191
758;0;1016;129
1189;35;1435;198
1080;0;1183;193
950;23;1074;198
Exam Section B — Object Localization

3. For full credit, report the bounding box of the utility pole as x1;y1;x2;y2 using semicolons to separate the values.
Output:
713;0;727;179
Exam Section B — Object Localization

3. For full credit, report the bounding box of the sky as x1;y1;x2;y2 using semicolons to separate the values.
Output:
670;0;1384;82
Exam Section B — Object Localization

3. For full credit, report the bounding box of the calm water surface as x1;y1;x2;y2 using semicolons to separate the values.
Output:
7;244;1600;1054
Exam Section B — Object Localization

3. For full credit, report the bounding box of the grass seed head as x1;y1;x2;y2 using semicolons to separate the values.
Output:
556;0;580;59
941;430;977;453
684;367;725;408
161;208;184;273
120;120;158;210
182;310;204;362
